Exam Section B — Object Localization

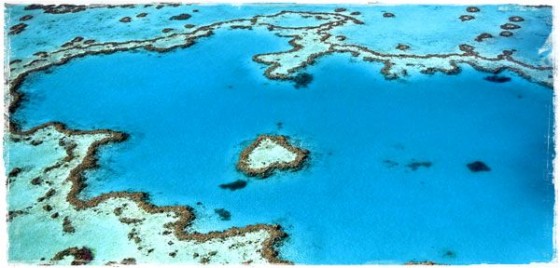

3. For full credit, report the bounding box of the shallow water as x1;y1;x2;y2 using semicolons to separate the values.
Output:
8;4;555;265
13;27;554;264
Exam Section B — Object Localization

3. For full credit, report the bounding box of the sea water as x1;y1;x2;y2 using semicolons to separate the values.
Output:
10;6;554;265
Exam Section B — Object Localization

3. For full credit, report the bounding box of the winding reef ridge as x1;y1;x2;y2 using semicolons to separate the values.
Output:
6;6;553;119
4;3;554;265
6;123;287;264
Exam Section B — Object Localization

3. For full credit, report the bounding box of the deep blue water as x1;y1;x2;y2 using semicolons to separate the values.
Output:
13;25;554;264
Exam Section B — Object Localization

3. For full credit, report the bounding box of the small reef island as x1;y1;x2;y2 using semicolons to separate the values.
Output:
4;2;554;266
237;135;309;178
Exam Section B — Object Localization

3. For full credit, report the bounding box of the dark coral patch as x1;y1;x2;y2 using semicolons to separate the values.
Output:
19;15;33;21
44;5;87;14
459;44;475;53
31;177;42;185
215;208;231;221
466;6;480;12
119;17;131;23
293;72;313;88
9;23;27;35
121;258;136;265
162;28;174;33
52;247;93;265
31;139;44;146
501;23;521;30
383;12;395;18
136;12;148;18
484;75;511;83
25;4;86;14
24;4;43;10
475;33;493;42
170;13;191;20
63;216;76;233
335;8;347;12
219;180;248;191
467;161;491;172
509;16;524;22
8;167;22;177
396;43;410;51
459;15;474;21
350;11;361;16
407;161;432;171
500;31;514;37
33;51;48;58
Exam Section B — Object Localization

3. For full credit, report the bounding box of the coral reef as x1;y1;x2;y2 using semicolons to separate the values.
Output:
383;12;395;18
170;13;191;20
475;33;493;42
237;135;309;178
9;23;27;35
466;6;480;13
397;43;411;51
500;31;514;37
509;16;524;22
119;17;131;23
459;15;474;21
6;124;289;264
500;23;521;30
4;7;554;263
52;247;94;265
19;15;33;21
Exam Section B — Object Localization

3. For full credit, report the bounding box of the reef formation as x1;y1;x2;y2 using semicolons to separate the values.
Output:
4;4;554;264
6;123;288;264
237;135;309;178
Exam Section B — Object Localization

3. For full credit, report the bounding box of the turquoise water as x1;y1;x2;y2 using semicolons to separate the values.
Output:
9;4;555;265
329;5;552;64
7;5;551;64
6;4;337;60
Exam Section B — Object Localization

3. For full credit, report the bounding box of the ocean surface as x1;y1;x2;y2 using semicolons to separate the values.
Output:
7;4;555;264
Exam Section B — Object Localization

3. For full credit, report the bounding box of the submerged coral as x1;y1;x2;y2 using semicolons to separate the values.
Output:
467;161;491;172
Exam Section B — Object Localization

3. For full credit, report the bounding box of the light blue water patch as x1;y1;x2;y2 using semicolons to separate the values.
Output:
5;137;67;211
7;4;550;66
330;5;551;65
5;4;339;60
12;14;554;265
